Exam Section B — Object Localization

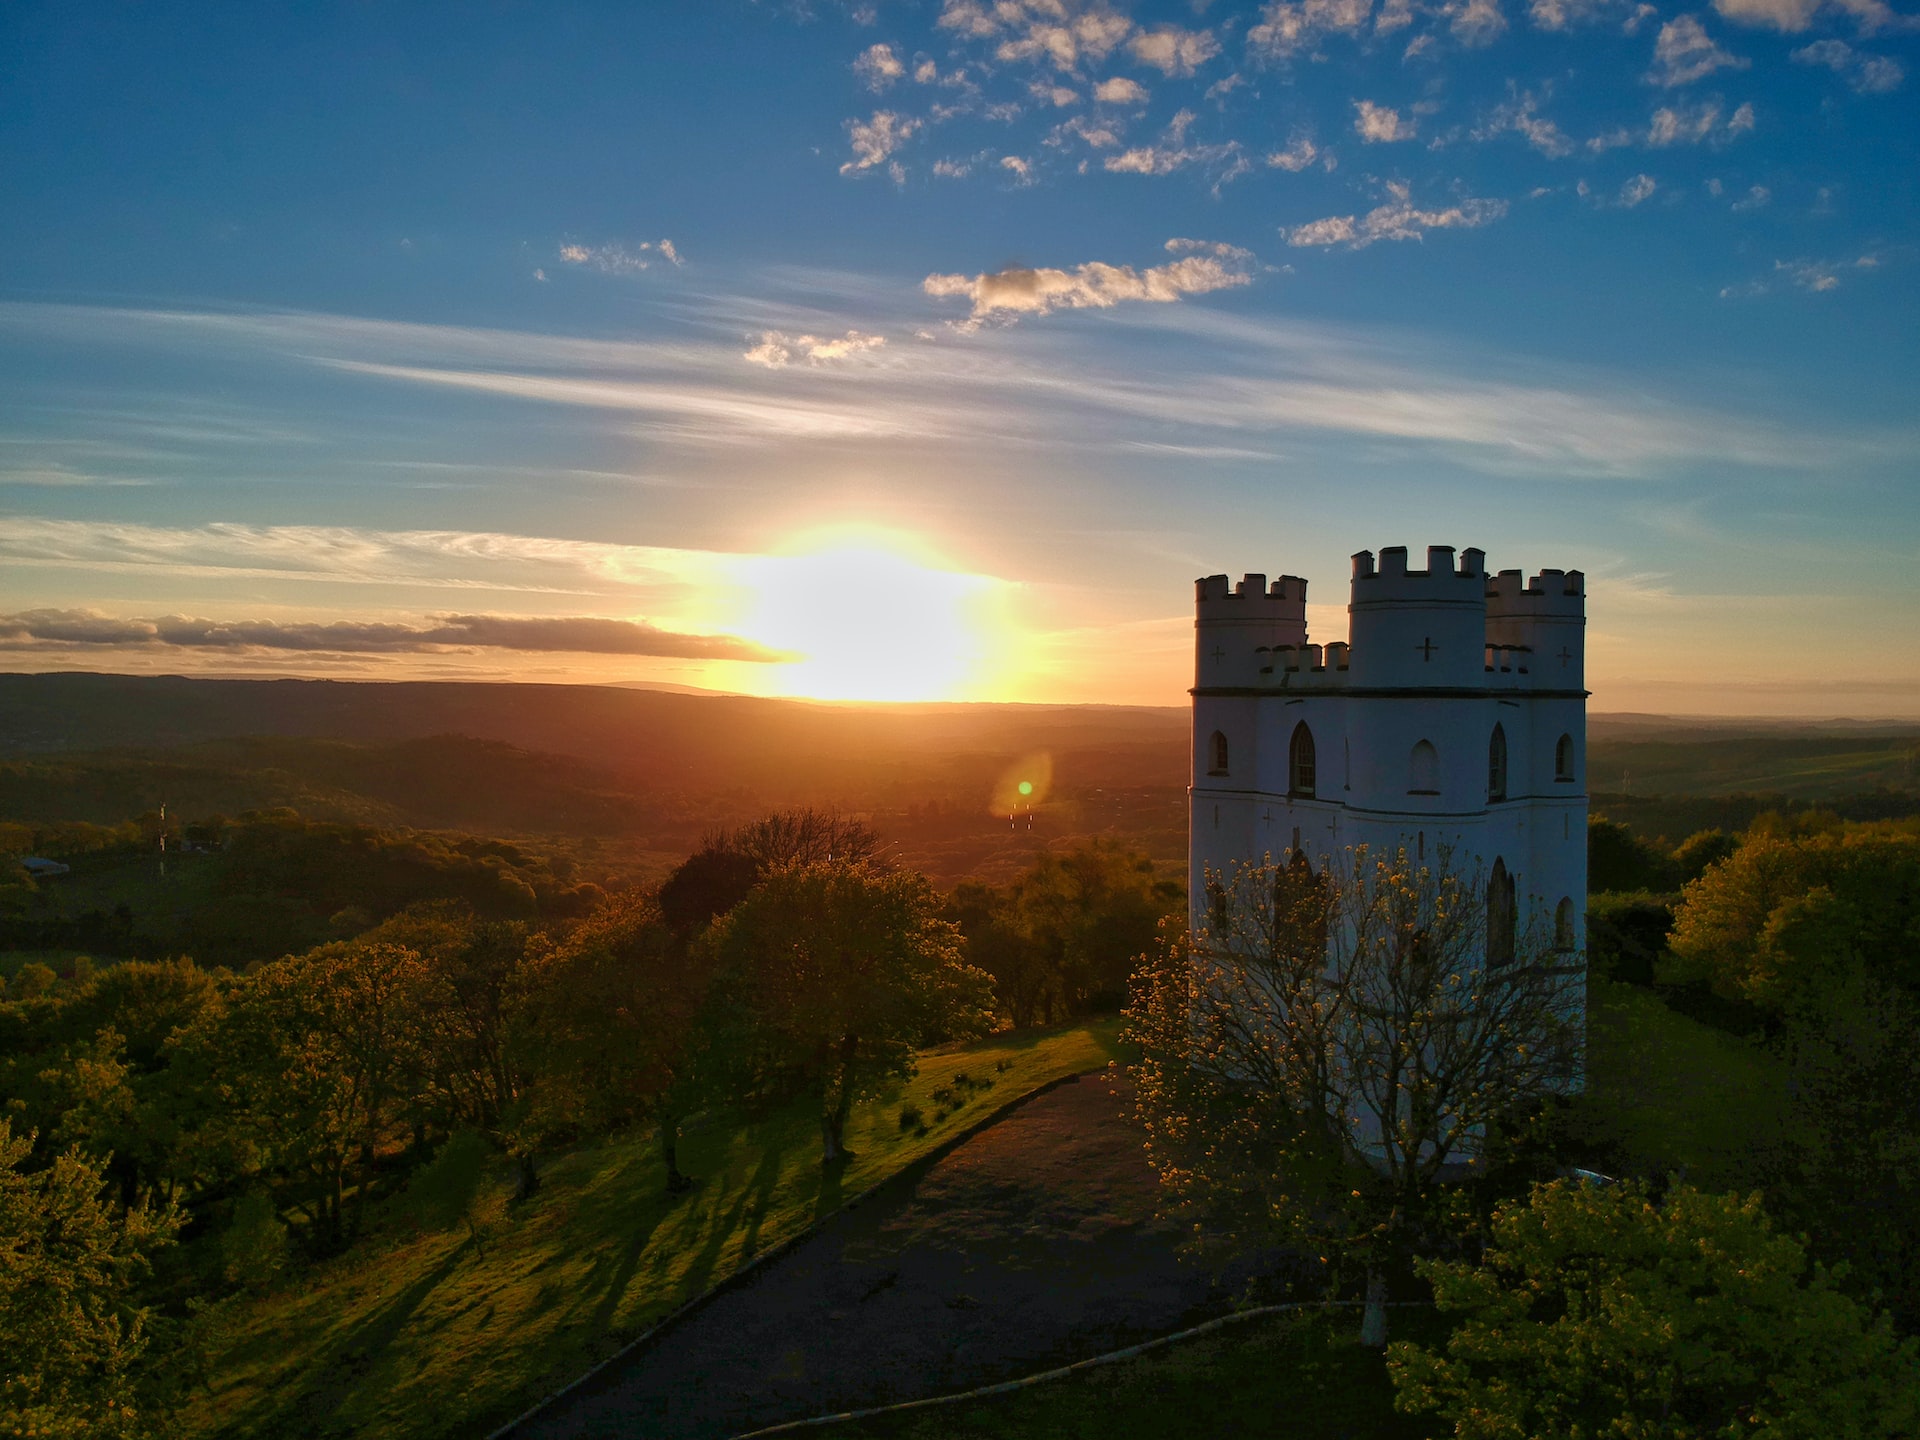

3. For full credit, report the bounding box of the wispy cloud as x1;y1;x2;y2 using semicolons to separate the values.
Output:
1246;0;1374;61
1618;172;1659;206
1475;89;1574;156
1720;253;1882;296
1647;15;1748;85
558;240;682;273
0;609;784;660
922;240;1254;322
1286;182;1508;247
742;330;887;367
1129;25;1220;77
853;41;906;90
940;0;1134;69
1093;75;1149;104
1711;0;1911;33
1792;38;1905;91
2;298;1892;485
1267;134;1327;171
1353;99;1417;142
842;110;920;175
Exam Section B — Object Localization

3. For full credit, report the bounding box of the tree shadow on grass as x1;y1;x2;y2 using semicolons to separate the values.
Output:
675;1126;793;1303
583;1197;676;1341
243;1238;471;1438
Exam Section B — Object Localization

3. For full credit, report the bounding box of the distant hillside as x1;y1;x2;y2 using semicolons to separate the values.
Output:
2;674;1914;882
0;673;1189;801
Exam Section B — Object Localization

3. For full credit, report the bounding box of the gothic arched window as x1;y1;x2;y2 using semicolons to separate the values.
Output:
1555;733;1575;782
1289;722;1316;797
1488;858;1516;966
1488;724;1509;802
1409;739;1439;794
1208;730;1230;776
1555;896;1576;952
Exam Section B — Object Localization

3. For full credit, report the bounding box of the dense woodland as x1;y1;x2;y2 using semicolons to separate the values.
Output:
3;685;1919;1436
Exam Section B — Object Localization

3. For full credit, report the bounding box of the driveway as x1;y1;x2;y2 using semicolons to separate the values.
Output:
509;1072;1234;1439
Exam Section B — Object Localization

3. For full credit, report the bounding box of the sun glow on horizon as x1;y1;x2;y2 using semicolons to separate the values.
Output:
724;530;1018;703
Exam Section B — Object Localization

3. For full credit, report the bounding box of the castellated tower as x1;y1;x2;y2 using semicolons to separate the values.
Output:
1190;544;1588;982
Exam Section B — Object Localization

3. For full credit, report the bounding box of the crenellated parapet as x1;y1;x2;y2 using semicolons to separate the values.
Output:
1346;545;1488;689
1194;546;1585;696
1195;572;1310;687
1485;568;1584;689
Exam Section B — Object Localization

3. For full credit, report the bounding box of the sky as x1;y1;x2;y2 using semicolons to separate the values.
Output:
0;0;1915;715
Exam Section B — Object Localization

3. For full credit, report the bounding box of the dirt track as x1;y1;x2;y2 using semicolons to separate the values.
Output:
510;1073;1231;1439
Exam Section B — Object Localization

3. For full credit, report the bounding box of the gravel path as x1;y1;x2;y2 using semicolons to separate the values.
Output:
510;1073;1232;1439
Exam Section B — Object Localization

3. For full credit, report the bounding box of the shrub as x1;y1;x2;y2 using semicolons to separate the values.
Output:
897;1103;923;1132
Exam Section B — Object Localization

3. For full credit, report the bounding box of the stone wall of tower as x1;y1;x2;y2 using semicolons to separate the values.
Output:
1190;545;1588;970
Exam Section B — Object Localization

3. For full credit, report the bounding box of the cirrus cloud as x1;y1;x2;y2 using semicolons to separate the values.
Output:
1647;15;1749;85
0;609;787;661
923;239;1254;321
742;330;888;367
1286;182;1509;247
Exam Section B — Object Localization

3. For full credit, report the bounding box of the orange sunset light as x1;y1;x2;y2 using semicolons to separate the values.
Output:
726;531;1019;703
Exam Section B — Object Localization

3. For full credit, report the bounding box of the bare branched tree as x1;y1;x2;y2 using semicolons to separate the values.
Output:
1129;843;1584;1345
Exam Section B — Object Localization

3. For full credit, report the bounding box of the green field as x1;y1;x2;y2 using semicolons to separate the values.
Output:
1576;978;1786;1190
185;1019;1124;1440
810;1307;1447;1440
1587;734;1919;801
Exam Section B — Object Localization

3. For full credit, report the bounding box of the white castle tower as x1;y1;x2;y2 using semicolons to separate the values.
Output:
1189;545;1588;966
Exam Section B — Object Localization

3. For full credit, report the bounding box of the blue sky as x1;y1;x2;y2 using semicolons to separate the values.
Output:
1;0;1914;713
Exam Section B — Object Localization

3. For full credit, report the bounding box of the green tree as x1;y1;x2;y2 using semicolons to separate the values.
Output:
1666;828;1920;1321
173;939;434;1243
1389;1179;1920;1438
525;892;715;1193
403;1128;501;1248
714;861;994;1163
948;843;1182;1027
1588;818;1675;894
1128;845;1583;1345
0;1118;181;1438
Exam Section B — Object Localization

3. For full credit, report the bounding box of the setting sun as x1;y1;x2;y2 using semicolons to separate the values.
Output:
727;534;1012;703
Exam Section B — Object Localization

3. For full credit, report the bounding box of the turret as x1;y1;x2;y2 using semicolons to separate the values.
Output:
1345;545;1487;689
1195;572;1308;687
1486;568;1585;690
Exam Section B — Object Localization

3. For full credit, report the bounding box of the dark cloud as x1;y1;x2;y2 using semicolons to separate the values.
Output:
0;610;785;663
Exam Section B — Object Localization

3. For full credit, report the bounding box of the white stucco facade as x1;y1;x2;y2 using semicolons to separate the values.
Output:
1189;544;1588;965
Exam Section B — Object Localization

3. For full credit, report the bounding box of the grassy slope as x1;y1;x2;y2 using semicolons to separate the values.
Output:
815;1309;1448;1440
1577;978;1786;1190
185;1019;1123;1440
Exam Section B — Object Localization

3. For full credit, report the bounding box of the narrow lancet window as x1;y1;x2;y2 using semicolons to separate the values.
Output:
1289;722;1316;797
1208;730;1230;776
1409;739;1438;794
1555;896;1576;952
1555;733;1575;782
1489;724;1508;802
1488;858;1516;965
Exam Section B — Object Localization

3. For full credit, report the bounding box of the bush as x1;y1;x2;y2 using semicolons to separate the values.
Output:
405;1130;493;1240
219;1191;289;1292
897;1103;923;1132
1585;892;1674;986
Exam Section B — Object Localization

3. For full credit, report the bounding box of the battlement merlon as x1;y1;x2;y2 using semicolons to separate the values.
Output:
1349;546;1488;605
1485;567;1585;617
1196;573;1310;643
1196;572;1309;610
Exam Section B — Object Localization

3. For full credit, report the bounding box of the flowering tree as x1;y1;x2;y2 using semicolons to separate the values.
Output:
1128;844;1584;1344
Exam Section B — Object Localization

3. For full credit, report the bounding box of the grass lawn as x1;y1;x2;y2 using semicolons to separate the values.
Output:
1574;977;1788;1190
183;1019;1123;1440
809;1307;1448;1440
